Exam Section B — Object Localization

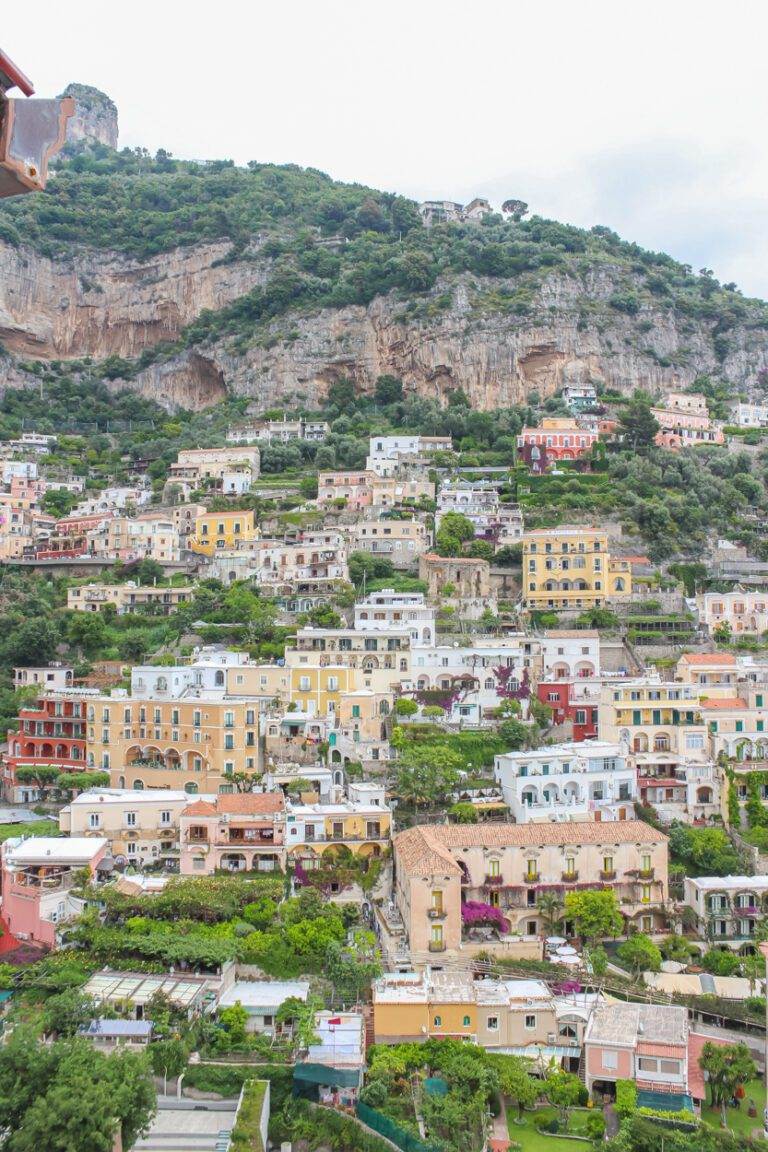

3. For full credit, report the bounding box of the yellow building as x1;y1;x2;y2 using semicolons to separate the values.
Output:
286;782;392;867
188;511;258;556
598;677;707;758
85;694;262;794
522;526;631;610
289;664;355;717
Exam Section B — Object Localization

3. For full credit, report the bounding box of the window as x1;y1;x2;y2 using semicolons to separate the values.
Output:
193;711;201;727
526;858;537;878
489;858;500;877
565;857;576;877
225;734;234;750
160;811;171;826
660;1059;680;1075
487;1016;499;1030
433;1015;442;1027
126;812;137;827
603;855;613;873
641;885;651;903
601;1050;618;1070
88;813;100;829
525;1014;536;1030
224;711;234;728
641;854;651;871
299;676;310;691
463;1015;471;1027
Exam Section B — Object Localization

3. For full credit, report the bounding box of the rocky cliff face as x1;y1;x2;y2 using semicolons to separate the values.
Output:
0;240;268;359
2;234;767;412
60;84;119;149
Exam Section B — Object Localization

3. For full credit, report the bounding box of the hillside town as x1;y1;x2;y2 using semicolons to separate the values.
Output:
2;18;768;1152
0;384;767;1152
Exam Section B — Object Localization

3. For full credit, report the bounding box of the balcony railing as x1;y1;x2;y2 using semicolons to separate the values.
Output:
428;941;446;953
638;868;655;881
428;908;446;919
484;874;503;885
600;870;617;881
562;871;579;883
523;873;540;884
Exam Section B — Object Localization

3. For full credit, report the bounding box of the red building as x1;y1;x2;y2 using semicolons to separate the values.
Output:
537;680;599;742
517;419;598;474
4;692;90;802
32;512;112;560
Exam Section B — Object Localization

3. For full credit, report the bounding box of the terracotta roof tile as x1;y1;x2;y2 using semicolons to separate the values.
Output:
181;800;217;817
393;820;664;877
679;653;737;665
699;697;746;710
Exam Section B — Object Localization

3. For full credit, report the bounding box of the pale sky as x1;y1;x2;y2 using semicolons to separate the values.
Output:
5;0;768;296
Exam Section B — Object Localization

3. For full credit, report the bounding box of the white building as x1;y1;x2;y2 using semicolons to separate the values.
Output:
227;419;329;444
540;631;601;679
216;978;311;1034
683;875;768;947
695;591;768;637
2;460;37;483
411;636;539;723
354;590;437;647
13;665;74;691
493;740;636;823
72;486;152;516
730;402;768;428
365;434;452;477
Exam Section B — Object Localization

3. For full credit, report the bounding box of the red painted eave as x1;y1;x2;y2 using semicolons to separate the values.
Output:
0;50;35;97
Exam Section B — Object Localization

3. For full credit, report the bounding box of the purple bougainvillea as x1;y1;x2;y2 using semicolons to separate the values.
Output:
461;901;509;933
493;665;531;700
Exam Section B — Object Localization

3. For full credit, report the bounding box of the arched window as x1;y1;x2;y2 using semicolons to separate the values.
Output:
215;670;225;687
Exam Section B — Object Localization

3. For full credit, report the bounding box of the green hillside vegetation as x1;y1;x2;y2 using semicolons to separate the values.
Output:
1;145;765;371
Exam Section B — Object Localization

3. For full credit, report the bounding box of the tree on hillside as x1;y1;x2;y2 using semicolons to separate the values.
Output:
15;765;61;802
501;200;529;221
544;1069;582;1129
374;375;404;405
435;512;476;557
618;395;660;450
536;891;564;934
699;1041;756;1124
616;932;662;976
564;890;623;943
492;1055;539;1119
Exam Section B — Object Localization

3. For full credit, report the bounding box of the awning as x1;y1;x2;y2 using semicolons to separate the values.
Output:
493;1045;580;1060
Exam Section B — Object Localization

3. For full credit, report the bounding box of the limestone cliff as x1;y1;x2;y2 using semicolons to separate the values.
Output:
2;238;767;413
59;84;119;149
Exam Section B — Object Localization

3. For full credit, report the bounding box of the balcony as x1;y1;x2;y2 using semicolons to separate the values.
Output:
561;871;579;883
523;873;540;884
638;868;655;881
484;874;503;886
428;908;447;920
600;870;616;882
428;941;446;953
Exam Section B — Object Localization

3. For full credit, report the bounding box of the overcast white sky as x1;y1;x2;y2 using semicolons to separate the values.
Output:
5;1;768;295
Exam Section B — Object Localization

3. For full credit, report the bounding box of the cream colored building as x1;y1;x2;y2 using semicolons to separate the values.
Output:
343;518;429;569
59;787;210;869
372;970;587;1069
105;516;181;564
522;527;631;610
393;820;668;964
599;676;708;759
285;625;412;695
67;582;195;615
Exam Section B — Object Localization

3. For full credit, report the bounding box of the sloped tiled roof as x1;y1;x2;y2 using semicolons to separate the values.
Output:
393;820;664;877
679;653;737;665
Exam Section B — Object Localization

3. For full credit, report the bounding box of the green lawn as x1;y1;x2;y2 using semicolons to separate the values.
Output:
0;821;60;843
700;1078;766;1139
509;1107;592;1152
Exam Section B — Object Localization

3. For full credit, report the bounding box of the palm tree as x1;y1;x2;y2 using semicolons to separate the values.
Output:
537;891;564;934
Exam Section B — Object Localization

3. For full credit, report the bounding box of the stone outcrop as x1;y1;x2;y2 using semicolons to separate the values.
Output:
2;234;768;412
60;84;119;149
0;240;268;359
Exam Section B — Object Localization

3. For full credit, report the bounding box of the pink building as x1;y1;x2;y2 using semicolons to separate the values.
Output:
316;472;373;509
179;793;286;875
517;419;598;473
1;836;108;947
583;1001;708;1110
652;402;724;449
